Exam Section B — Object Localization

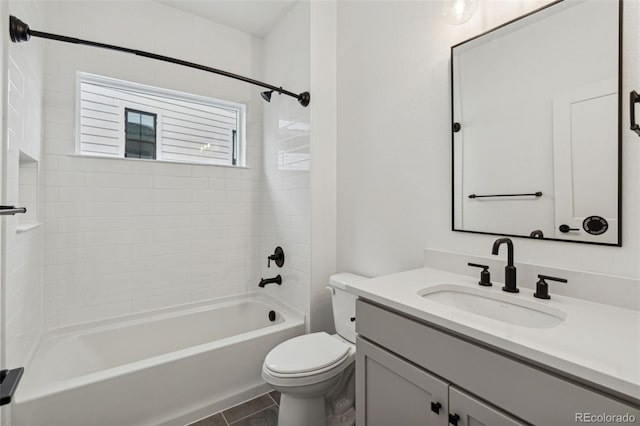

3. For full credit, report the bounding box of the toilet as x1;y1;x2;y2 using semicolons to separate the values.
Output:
262;273;367;426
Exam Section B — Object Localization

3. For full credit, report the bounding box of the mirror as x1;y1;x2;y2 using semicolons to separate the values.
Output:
451;0;621;246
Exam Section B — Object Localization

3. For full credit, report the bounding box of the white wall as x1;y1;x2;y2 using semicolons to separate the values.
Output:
41;1;265;327
261;2;312;322
5;0;45;368
337;0;640;281
337;0;434;276
309;0;338;333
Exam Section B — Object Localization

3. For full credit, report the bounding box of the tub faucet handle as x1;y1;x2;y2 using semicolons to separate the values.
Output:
267;246;285;268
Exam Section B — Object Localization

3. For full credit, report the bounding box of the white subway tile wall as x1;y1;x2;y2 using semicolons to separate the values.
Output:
39;0;310;328
43;157;263;328
6;0;45;367
260;2;311;320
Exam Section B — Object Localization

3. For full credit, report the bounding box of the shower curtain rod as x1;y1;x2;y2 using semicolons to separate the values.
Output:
8;16;310;107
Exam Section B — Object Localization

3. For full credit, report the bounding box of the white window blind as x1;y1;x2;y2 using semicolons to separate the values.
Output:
77;73;244;166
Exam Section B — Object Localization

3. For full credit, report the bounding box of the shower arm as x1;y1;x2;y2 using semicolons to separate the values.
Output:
8;16;310;107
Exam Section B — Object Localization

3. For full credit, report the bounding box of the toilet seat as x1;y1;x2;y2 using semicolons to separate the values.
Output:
266;351;350;379
262;332;355;387
264;332;350;377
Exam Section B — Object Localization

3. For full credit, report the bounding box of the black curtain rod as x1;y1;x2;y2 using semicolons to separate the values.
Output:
8;16;310;107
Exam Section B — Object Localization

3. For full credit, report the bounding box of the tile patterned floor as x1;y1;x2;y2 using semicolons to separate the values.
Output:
188;391;280;426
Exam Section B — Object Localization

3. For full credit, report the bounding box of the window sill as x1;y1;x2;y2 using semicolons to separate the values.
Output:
17;223;41;233
67;154;250;169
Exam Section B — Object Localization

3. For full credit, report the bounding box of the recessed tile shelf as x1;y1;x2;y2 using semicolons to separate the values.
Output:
18;151;38;228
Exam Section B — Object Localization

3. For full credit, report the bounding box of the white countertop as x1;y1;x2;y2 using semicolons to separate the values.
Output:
346;267;640;403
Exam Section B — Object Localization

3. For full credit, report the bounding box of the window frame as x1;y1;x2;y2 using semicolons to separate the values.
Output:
120;105;162;160
75;72;247;167
124;107;158;160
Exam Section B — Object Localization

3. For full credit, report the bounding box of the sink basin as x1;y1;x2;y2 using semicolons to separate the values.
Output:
419;285;566;328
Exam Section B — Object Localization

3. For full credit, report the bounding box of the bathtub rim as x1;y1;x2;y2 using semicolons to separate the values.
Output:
41;291;304;340
15;292;305;404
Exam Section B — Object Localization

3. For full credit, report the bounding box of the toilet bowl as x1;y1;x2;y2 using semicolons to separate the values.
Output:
262;333;355;426
262;273;366;426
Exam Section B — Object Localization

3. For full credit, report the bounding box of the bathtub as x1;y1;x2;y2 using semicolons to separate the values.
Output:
13;293;304;426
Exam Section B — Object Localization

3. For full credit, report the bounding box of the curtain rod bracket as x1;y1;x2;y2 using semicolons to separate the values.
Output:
8;15;310;108
9;16;30;43
298;92;310;107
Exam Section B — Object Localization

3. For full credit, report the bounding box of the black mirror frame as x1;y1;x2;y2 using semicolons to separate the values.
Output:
450;0;623;247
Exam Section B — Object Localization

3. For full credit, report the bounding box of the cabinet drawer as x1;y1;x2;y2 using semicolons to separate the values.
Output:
356;299;640;426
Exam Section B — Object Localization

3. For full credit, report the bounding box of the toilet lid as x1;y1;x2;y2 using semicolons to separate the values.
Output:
264;332;350;375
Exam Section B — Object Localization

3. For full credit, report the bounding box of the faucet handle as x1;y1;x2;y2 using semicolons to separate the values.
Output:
267;246;285;268
534;275;567;299
468;263;492;287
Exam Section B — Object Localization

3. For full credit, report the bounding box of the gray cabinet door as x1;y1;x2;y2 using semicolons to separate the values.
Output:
356;337;448;426
449;386;527;426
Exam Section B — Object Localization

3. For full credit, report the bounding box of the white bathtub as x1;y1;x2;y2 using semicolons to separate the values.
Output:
13;294;304;426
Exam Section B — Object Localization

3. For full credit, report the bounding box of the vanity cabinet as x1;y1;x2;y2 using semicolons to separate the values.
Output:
357;337;448;425
355;299;640;426
357;337;525;426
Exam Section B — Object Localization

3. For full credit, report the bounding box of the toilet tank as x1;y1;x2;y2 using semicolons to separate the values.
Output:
329;273;368;344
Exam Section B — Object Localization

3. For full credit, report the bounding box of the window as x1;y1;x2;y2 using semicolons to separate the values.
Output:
77;73;245;166
125;109;157;159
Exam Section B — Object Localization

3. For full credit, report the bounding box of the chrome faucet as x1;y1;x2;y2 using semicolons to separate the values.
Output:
491;238;518;293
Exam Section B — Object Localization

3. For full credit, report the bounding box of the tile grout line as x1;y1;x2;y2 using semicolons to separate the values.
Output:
189;392;275;426
220;411;231;426
267;392;278;406
227;403;277;426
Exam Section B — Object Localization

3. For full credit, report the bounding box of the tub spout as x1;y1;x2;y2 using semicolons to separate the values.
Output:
259;275;282;288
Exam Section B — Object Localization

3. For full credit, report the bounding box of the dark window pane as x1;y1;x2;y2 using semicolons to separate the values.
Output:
125;108;156;160
125;141;156;160
125;140;140;158
138;142;156;159
141;126;155;142
126;122;139;138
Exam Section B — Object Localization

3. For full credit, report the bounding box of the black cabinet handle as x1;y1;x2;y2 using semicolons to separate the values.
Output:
630;90;640;136
559;224;579;233
431;401;442;414
449;413;460;425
